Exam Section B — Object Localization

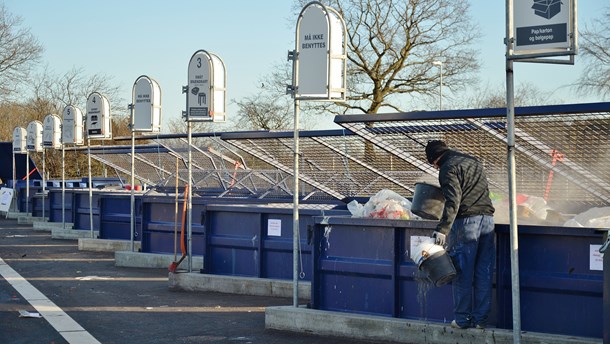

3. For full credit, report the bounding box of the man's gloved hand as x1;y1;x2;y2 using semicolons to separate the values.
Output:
432;231;446;246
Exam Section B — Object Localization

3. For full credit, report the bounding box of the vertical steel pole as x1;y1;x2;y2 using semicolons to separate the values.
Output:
88;138;94;238
26;151;29;214
602;232;610;344
12;152;16;212
293;99;300;307
506;0;522;342
42;148;45;220
62;144;65;229
187;121;192;272
130;127;135;252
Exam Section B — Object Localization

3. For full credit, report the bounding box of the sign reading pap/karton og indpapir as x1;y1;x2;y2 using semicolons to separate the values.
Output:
512;0;574;56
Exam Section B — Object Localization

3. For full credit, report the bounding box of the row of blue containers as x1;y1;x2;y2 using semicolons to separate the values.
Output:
43;189;347;283
310;216;606;339
27;188;607;339
142;196;348;280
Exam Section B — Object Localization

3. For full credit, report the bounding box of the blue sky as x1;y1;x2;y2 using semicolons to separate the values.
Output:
5;1;607;131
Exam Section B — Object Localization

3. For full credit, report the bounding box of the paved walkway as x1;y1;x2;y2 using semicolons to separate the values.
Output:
0;217;381;344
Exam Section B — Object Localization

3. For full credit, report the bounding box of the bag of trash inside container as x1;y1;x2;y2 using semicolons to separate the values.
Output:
347;189;413;220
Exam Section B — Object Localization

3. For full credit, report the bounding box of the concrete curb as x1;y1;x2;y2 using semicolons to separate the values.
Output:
78;238;141;252
33;221;74;231
169;272;310;300
265;306;601;344
51;229;99;240
115;251;203;270
4;211;26;219
18;216;47;224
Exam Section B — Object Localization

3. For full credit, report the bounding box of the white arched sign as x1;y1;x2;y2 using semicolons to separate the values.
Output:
43;114;62;149
295;1;346;101
132;75;162;132
62;105;84;145
13;127;27;153
186;50;226;122
26;121;43;152
86;92;112;139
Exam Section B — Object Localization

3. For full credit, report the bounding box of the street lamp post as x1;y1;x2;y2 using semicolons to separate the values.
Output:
433;61;443;110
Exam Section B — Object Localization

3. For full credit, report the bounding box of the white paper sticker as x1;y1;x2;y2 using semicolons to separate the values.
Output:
590;244;604;271
268;219;282;237
0;188;14;212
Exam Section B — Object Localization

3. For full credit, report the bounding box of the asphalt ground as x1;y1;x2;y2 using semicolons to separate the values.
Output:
0;217;384;344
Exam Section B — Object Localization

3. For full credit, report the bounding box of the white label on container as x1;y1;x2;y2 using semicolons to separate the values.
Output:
0;188;14;212
410;235;433;260
590;244;603;271
267;219;282;237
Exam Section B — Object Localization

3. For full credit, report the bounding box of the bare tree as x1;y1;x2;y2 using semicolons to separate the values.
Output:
233;83;294;131
31;66;126;118
576;6;610;99
453;82;555;109
0;3;43;99
293;0;480;114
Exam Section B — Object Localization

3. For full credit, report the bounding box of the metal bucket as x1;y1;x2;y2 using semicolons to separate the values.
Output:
411;183;445;220
419;249;457;287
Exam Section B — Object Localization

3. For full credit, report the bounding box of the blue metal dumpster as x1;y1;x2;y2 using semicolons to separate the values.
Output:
311;216;455;322
49;189;74;223
202;204;349;281
16;181;39;213
31;189;49;218
99;193;142;240
72;190;101;231
141;196;205;256
496;224;605;338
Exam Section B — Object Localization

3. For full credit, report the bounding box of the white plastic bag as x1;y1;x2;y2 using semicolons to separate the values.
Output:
353;189;413;219
347;200;365;217
564;207;610;228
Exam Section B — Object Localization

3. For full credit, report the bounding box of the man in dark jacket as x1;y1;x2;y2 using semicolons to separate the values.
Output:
425;140;495;329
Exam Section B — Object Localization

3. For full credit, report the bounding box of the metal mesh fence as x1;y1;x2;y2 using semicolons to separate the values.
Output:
334;103;610;212
75;102;610;209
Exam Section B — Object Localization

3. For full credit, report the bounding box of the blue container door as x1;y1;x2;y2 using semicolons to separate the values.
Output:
206;210;261;277
261;213;313;281
73;192;100;231
141;198;204;255
99;196;142;240
49;190;74;223
313;223;396;317
496;225;604;338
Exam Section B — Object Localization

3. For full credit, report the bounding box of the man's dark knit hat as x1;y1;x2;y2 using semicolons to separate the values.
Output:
425;140;449;164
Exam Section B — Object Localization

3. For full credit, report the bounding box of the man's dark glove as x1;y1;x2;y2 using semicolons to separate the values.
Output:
432;231;446;246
